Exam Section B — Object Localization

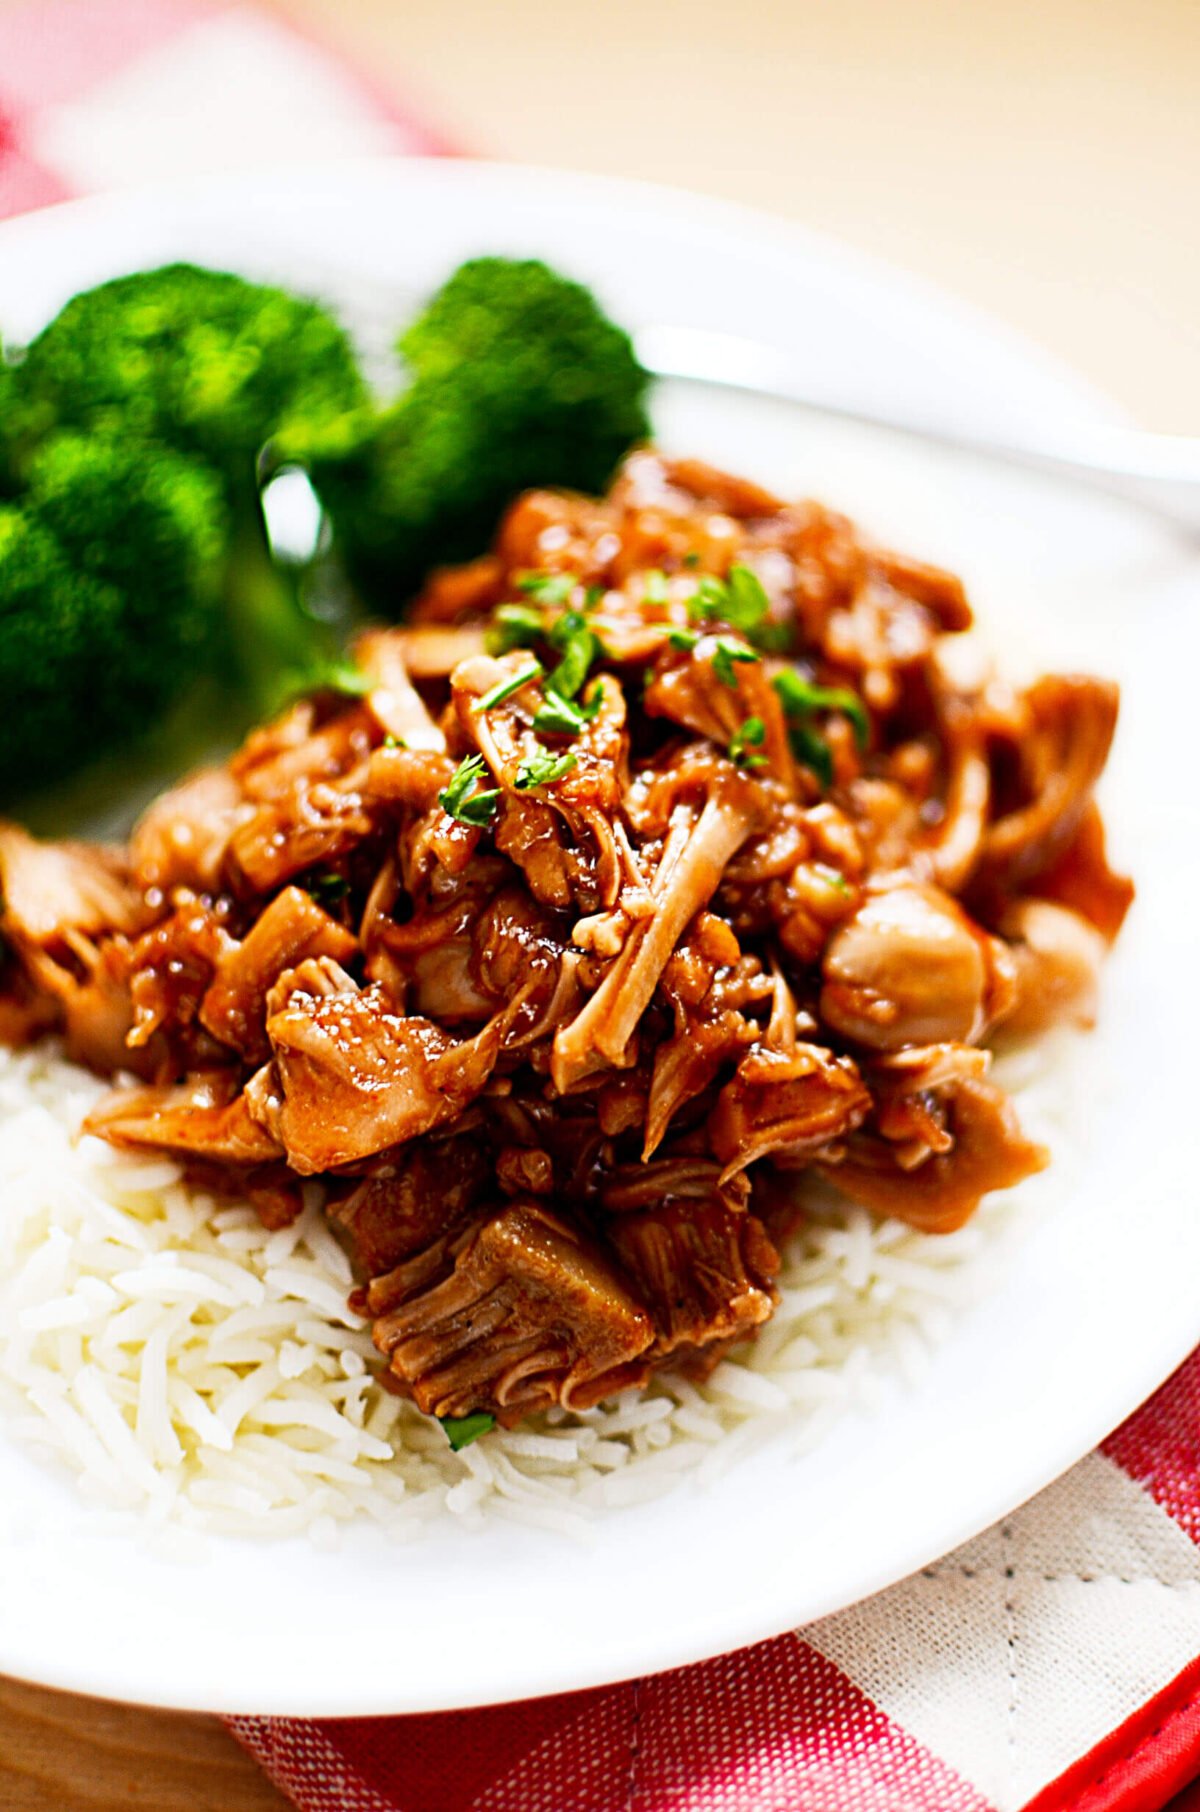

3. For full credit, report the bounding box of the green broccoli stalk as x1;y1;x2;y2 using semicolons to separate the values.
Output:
286;257;651;607
8;263;367;732
0;435;225;791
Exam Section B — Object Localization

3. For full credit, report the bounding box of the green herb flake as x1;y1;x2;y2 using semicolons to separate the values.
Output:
438;754;502;828
725;563;771;630
750;619;792;653
667;627;700;652
323;661;374;698
382;733;406;750
515;747;579;790
472;658;543;713
684;563;789;651
686;574;731;625
547;609;585;651
642;569;669;607
533;694;585;735
546;626;597;701
516;571;576;606
307;871;350;905
729;716;768;769
440;1412;496;1451
682;551;701;568
532;681;603;736
788;722;834;789
710;637;761;689
772;671;869;750
813;861;852;896
485;603;544;655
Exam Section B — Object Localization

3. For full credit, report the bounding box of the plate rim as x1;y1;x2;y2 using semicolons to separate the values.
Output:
0;155;1188;1720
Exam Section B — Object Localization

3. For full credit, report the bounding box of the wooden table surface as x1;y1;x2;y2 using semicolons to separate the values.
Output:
2;0;1198;1805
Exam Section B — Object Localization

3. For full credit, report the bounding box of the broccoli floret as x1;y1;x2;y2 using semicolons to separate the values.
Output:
0;356;31;498
0;511;124;783
1;264;368;794
293;257;651;604
0;435;225;793
0;257;649;797
15;263;366;496
28;432;225;628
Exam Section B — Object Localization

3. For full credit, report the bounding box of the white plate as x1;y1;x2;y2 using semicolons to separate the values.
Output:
0;159;1196;1717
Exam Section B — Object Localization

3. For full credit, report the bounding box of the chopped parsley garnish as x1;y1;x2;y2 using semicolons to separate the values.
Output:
686;574;732;625
725;564;771;632
711;637;760;689
307;871;350;905
547;608;586;650
813;861;852;896
729;716;768;769
532;683;603;736
438;755;501;828
485;602;544;655
472;659;543;713
324;660;374;698
642;568;669;606
685;563;788;650
516;570;575;606
515;748;578;790
772;671;869;750
682;551;701;568
382;733;406;750
546;625;598;701
788;722;834;789
440;1412;496;1451
667;627;700;652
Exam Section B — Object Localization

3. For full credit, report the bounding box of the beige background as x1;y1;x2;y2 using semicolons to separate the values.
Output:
1;0;1197;1805
268;0;1200;429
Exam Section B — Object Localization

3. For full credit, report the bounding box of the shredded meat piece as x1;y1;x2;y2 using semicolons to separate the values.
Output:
643;926;771;1158
868;1042;991;1165
129;767;249;893
259;957;508;1174
355;629;447;752
710;1044;872;1181
371;1201;655;1417
1026;802;1133;944
127;900;233;1056
994;899;1106;1037
978;675;1119;892
225;780;377;896
199;886;358;1061
551;769;769;1091
922;683;991;892
0;824;145;944
332;1137;490;1280
599;1156;750;1217
607;1198;779;1358
0;451;1130;1425
84;1074;283;1164
817;1077;1048;1232
23;938;145;1075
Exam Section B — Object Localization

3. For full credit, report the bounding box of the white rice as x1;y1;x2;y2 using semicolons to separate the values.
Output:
0;1036;1078;1545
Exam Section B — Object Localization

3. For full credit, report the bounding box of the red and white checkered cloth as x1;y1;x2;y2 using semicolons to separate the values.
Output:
2;6;1199;1807
228;1355;1200;1812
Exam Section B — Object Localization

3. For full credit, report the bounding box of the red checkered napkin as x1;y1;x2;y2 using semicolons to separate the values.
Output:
224;1351;1200;1812
3;7;1200;1807
0;0;450;221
